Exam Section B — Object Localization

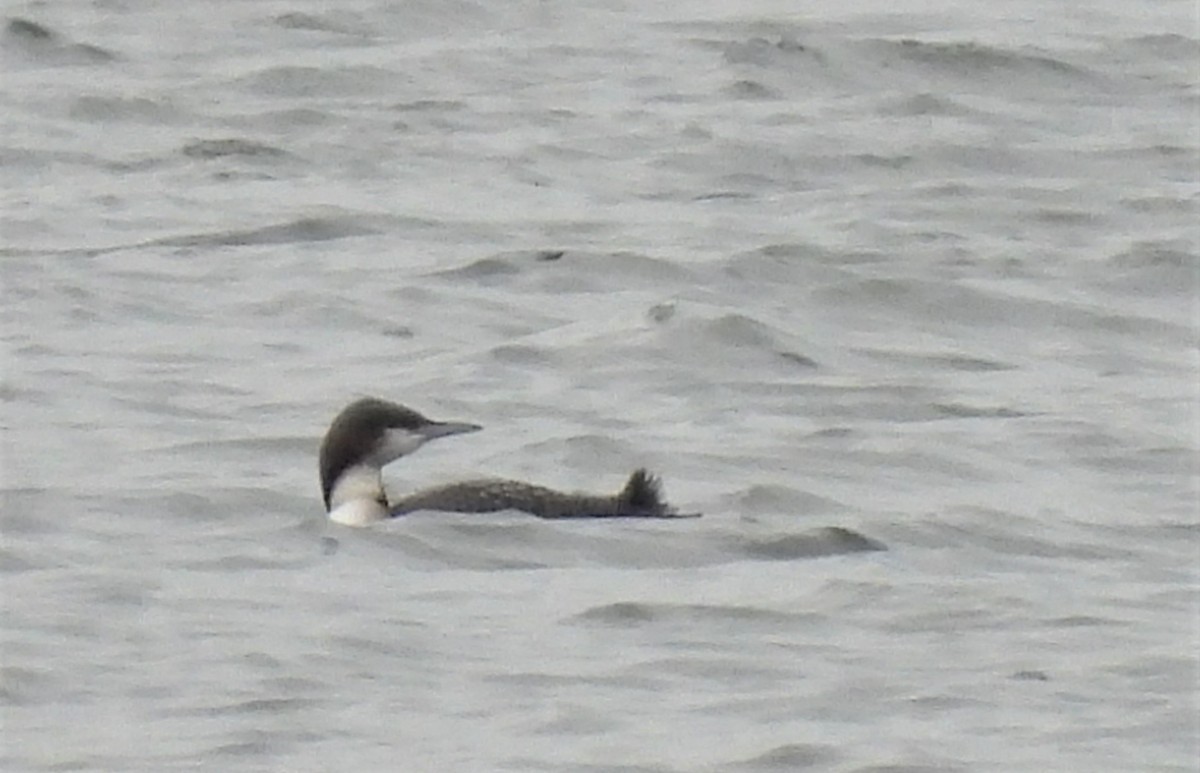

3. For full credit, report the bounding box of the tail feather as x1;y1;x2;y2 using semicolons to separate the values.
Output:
616;468;669;515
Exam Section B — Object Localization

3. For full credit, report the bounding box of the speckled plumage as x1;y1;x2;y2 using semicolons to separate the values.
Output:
390;468;676;519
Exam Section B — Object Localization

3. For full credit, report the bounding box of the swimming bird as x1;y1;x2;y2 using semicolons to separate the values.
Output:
319;397;694;526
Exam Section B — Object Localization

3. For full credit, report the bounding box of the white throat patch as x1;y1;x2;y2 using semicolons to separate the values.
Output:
371;428;427;466
326;463;388;526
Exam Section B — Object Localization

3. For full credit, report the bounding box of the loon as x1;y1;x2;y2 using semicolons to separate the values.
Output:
319;397;694;526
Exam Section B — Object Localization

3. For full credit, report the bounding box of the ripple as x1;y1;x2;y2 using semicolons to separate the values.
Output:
733;742;840;770
4;17;117;65
181;138;290;161
737;527;886;560
573;601;806;626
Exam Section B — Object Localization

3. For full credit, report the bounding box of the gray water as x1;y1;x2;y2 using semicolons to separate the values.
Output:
2;1;1198;770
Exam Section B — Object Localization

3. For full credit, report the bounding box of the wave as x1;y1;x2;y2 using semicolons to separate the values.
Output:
4;17;117;66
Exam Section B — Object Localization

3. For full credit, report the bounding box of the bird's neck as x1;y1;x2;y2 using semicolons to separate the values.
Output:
327;463;389;526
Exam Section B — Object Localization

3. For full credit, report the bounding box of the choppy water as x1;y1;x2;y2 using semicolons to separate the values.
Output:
2;1;1198;770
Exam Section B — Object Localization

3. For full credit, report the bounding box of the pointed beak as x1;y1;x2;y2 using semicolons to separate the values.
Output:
418;420;482;441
